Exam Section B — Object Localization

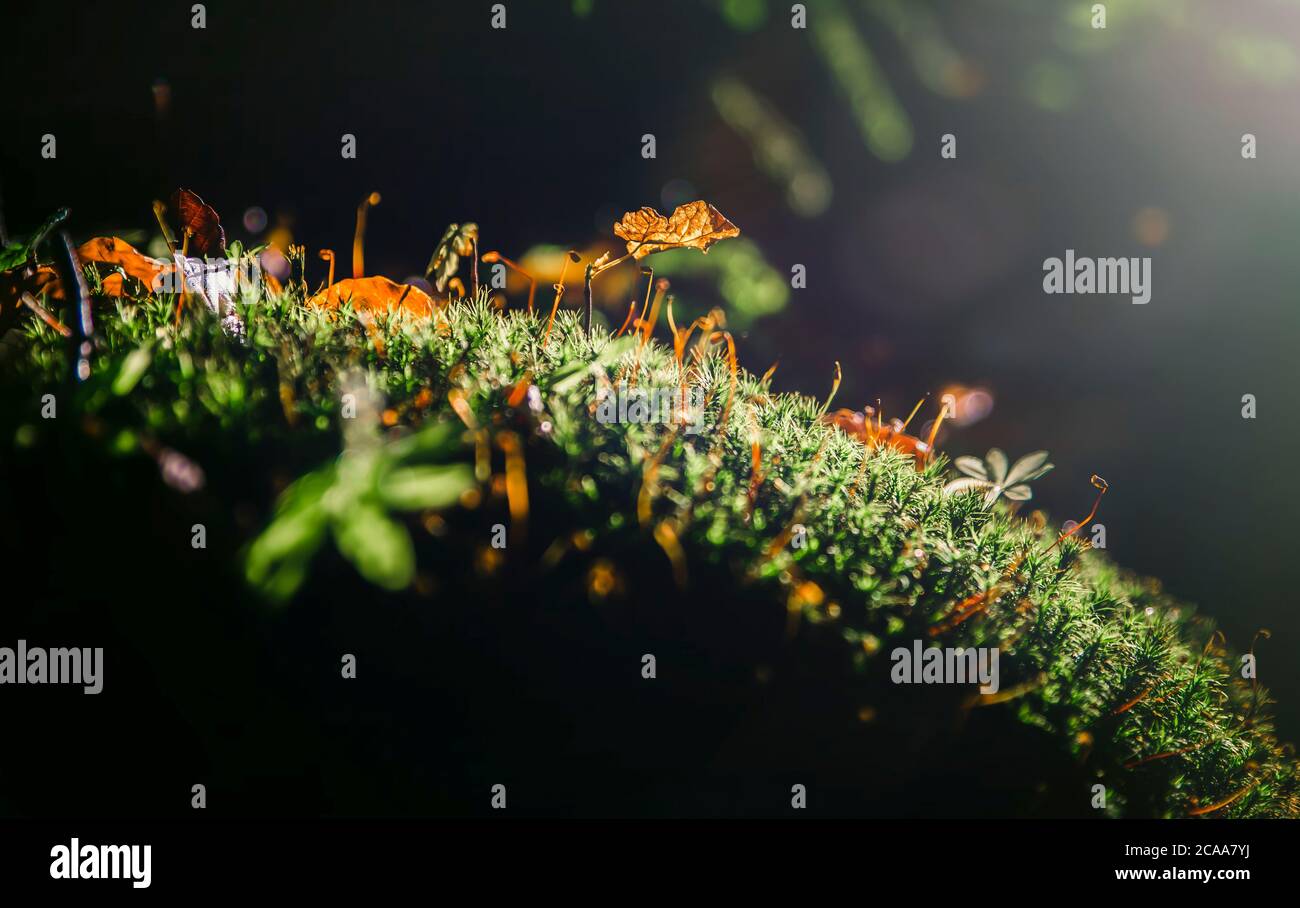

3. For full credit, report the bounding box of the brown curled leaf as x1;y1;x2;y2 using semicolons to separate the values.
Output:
612;200;739;260
170;188;226;256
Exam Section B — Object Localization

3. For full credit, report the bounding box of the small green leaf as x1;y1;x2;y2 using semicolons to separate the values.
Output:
0;243;28;272
245;502;329;590
333;504;416;590
379;463;474;511
253;555;315;605
276;467;336;514
386;418;466;461
112;344;153;395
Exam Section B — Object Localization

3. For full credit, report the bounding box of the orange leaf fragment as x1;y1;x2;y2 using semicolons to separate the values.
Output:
76;236;170;291
612;200;739;260
1;266;64;310
305;275;436;317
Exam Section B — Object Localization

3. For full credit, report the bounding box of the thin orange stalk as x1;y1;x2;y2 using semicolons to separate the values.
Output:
1112;685;1154;716
747;439;764;513
638;427;681;525
709;330;739;434
928;584;1007;636
507;373;533;408
666;298;711;428
152;200;177;255
174;228;193;329
352;191;381;279
900;394;929;433
541;250;580;348
614;299;637;337
639;278;668;348
921;398;950;466
481;250;536;312
447;388;478;430
1124;741;1206;770
318;249;335;289
20;292;70;336
497;431;529;542
633;267;654;337
1188;783;1257;817
653;519;688;588
591;250;632;278
1046;475;1109;554
819;361;842;416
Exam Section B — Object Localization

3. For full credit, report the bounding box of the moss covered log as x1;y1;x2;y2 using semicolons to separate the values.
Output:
2;281;1295;818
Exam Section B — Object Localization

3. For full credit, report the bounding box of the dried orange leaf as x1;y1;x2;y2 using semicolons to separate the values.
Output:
1;266;64;314
612;200;739;260
305;276;436;317
77;236;169;288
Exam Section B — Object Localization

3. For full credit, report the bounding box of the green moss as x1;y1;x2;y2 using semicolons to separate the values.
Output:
4;283;1296;818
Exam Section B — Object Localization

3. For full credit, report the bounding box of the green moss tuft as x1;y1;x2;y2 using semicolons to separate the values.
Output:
4;285;1296;818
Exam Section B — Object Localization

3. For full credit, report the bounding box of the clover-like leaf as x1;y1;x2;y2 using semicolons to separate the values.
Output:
944;448;1053;505
953;455;988;481
942;477;989;496
984;448;1009;485
1002;484;1034;502
1005;450;1053;486
613;200;739;261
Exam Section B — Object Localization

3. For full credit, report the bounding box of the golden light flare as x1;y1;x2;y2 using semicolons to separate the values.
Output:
1132;206;1170;247
586;559;622;600
937;384;995;427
